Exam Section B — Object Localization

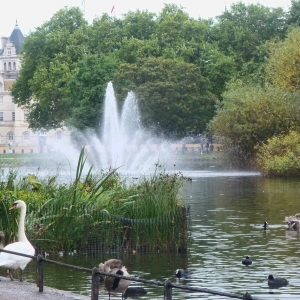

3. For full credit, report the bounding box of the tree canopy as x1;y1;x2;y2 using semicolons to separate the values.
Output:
10;1;300;150
114;57;216;136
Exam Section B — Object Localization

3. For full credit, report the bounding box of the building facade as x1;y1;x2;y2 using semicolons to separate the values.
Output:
0;22;70;154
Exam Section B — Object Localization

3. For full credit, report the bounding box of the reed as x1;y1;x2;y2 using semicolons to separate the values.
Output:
0;147;189;253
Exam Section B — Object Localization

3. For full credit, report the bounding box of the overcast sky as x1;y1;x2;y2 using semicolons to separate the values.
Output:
0;0;292;37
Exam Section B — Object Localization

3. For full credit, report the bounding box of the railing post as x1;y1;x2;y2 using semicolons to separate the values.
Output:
178;206;188;253
91;267;100;300
36;255;44;292
164;279;172;300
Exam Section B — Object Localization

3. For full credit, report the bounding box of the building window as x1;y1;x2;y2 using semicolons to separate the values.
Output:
7;48;11;55
0;96;3;104
57;131;63;139
8;62;11;70
23;132;29;140
13;62;16;70
24;110;28;121
0;112;4;121
8;132;14;141
4;63;6;71
12;112;15;121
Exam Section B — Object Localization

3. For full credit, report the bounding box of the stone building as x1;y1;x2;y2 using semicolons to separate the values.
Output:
0;22;70;154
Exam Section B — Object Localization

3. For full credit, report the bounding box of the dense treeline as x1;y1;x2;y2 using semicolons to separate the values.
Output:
10;1;300;173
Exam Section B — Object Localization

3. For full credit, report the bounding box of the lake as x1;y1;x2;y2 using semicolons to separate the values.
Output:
6;171;300;299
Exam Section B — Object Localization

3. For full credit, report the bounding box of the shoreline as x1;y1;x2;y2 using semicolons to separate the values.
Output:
0;276;89;300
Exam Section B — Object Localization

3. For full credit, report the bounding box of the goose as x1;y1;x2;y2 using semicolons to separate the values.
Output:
99;258;123;281
285;214;300;231
242;256;252;266
268;275;289;288
175;268;188;279
104;266;130;299
0;200;35;281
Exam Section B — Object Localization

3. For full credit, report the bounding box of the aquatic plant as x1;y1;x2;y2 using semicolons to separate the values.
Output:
0;147;189;253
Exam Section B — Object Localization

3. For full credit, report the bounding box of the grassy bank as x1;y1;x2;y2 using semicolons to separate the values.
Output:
0;148;189;253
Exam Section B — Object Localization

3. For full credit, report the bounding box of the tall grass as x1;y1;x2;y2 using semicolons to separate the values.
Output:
0;147;189;253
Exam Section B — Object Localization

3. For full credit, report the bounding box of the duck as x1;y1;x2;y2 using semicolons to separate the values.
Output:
263;221;269;230
124;286;147;296
174;268;188;279
242;256;252;266
267;275;289;288
285;213;300;231
98;258;123;281
104;265;130;299
0;200;35;281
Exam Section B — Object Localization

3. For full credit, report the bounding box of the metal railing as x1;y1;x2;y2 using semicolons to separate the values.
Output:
0;248;264;300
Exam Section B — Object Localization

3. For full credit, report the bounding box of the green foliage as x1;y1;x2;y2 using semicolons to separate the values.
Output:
67;53;119;130
211;3;287;69
122;168;186;219
266;27;300;91
10;2;297;142
11;7;89;130
208;82;300;167
0;148;187;252
286;0;300;27
114;57;216;136
257;131;300;176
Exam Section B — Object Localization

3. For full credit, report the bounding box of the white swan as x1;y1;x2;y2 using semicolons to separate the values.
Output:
0;200;35;281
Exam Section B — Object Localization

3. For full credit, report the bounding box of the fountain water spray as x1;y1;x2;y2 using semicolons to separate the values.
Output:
49;82;168;174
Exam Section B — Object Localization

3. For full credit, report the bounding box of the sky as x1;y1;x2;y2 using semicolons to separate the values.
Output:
0;0;293;37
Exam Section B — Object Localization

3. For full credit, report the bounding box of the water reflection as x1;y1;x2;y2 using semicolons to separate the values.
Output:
4;174;300;299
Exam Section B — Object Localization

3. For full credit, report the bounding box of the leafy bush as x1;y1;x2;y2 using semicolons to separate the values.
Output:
257;131;300;176
208;82;300;168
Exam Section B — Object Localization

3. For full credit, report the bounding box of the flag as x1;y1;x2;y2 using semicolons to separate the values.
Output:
111;5;115;13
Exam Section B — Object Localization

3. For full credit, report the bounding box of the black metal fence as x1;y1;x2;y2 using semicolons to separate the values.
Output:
0;248;264;300
25;204;191;255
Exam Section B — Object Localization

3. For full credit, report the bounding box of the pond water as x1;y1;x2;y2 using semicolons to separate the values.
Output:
5;172;300;300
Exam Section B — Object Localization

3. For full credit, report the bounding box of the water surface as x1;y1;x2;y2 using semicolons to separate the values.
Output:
7;173;300;300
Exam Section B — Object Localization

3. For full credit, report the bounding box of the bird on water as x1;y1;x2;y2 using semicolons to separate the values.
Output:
242;256;252;266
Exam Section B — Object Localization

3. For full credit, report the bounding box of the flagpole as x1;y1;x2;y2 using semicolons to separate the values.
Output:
111;4;115;15
82;0;86;18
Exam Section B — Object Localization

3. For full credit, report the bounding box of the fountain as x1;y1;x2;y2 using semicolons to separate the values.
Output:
49;82;168;174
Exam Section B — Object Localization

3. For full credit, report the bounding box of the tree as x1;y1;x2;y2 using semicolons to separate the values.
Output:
208;82;300;167
211;3;287;76
11;7;89;130
114;57;216;137
286;0;300;27
265;27;300;91
88;14;123;55
156;4;209;63
67;53;119;131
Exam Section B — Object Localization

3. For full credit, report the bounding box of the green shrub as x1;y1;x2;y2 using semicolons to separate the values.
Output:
257;131;300;176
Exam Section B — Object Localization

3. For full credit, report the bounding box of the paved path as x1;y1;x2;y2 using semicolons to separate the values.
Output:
0;276;89;300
